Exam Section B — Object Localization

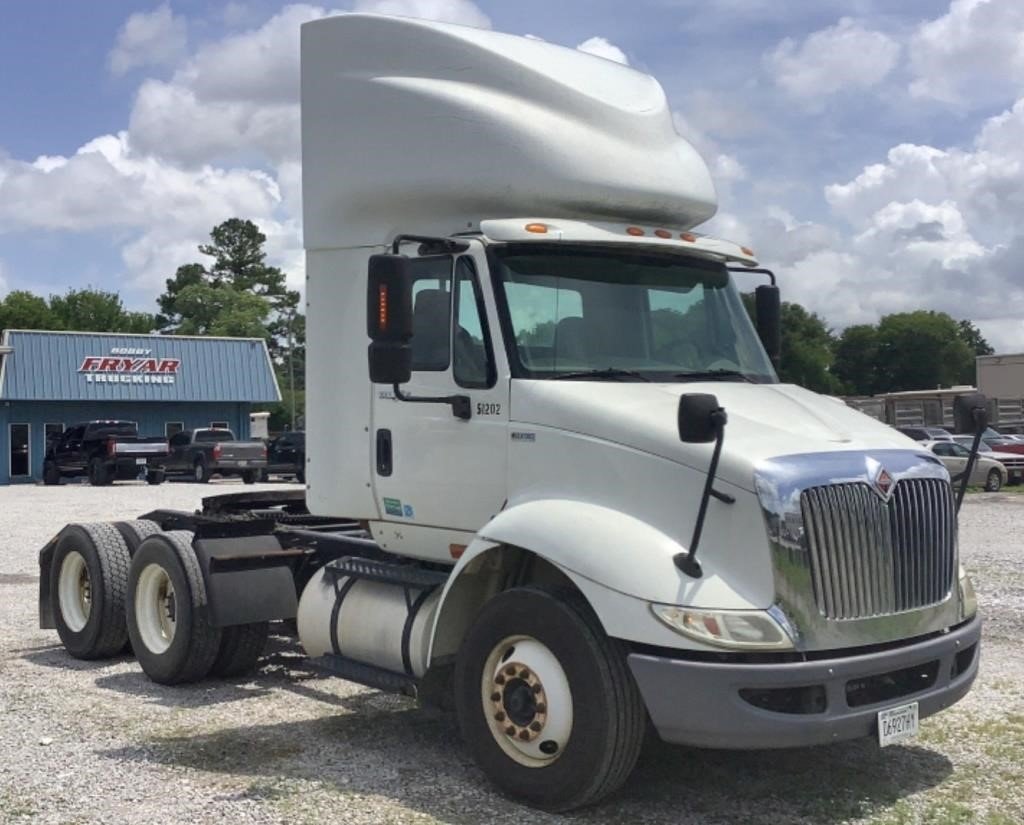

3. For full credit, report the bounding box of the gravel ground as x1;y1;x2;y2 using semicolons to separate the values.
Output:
1;482;1022;825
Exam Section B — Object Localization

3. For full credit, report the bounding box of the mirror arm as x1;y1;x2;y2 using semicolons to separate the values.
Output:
392;383;472;421
674;409;728;578
956;428;984;513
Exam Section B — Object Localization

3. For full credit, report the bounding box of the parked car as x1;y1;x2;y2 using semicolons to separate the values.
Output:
261;431;305;483
43;421;169;486
897;426;954;442
165;428;267;484
976;427;1024;454
925;440;1007;491
951;435;1024;484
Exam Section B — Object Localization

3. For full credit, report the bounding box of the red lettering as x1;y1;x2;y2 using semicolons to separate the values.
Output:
157;359;180;374
79;357;102;372
139;359;158;373
99;358;120;371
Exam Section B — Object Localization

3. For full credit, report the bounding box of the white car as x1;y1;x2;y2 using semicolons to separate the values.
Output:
926;440;1008;491
951;436;1024;485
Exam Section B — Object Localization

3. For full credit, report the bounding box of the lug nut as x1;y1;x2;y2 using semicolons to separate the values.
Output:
529;721;542;732
495;674;505;685
519;668;530;679
531;684;542;694
505;665;517;676
490;692;501;702
505;725;516;736
518;730;531;741
494;712;506;722
535;703;546;714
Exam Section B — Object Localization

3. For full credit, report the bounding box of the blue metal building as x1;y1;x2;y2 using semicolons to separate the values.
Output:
0;330;280;484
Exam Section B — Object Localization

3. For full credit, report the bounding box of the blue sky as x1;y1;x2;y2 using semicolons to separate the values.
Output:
2;0;1023;350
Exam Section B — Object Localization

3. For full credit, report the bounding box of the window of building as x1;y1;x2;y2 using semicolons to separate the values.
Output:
9;423;30;477
165;422;184;438
44;423;65;449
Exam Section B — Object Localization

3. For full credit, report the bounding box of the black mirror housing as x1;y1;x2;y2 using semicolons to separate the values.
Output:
368;341;412;385
367;254;414;342
678;393;726;443
755;284;781;369
954;392;989;434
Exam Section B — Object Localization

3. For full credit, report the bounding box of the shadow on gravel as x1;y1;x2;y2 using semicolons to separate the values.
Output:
100;695;954;825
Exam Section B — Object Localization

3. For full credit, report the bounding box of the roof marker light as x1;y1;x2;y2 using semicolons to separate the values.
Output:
654;229;672;239
680;232;697;242
626;226;645;236
525;223;548;234
741;246;755;256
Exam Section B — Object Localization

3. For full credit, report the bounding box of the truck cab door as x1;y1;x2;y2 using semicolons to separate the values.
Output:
370;245;509;563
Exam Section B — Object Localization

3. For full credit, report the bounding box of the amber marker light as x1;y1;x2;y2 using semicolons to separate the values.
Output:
626;226;645;236
525;222;548;233
680;232;697;242
741;246;755;256
378;284;388;331
654;229;672;239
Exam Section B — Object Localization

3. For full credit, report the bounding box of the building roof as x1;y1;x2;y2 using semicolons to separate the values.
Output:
0;330;280;403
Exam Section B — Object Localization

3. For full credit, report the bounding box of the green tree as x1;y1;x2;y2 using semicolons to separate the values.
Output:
0;290;61;332
157;219;302;360
777;302;842;393
874;311;974;392
955;319;993;385
833;324;881;395
49;287;154;333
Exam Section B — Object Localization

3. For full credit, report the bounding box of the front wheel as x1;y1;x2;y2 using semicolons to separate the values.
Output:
88;458;111;486
193;459;211;484
986;468;1003;492
242;469;259;485
454;587;645;812
43;461;61;485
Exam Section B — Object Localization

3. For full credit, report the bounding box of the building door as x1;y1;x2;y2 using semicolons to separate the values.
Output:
9;424;30;478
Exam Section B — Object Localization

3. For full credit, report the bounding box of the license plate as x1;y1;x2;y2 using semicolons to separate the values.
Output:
135;458;147;465
878;701;919;747
238;460;248;466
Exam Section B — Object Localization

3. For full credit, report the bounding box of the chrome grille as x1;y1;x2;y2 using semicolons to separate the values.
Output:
800;479;956;620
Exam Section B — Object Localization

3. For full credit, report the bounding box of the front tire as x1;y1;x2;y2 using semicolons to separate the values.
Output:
50;523;131;659
454;586;645;812
986;468;1003;492
146;469;166;485
193;458;211;484
242;469;259;485
43;461;61;486
126;531;222;684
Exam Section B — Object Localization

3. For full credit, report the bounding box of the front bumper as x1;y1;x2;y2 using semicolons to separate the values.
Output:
628;615;981;749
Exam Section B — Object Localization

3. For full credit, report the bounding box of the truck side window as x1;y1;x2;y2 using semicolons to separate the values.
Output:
410;256;453;371
453;257;495;389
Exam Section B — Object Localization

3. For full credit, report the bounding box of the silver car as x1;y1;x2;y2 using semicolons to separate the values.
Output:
951;435;1024;484
925;440;1008;491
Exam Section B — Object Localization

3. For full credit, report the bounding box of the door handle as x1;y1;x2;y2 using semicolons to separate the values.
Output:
376;429;393;476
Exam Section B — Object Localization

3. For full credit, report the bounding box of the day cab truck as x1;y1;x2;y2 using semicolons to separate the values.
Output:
37;15;982;812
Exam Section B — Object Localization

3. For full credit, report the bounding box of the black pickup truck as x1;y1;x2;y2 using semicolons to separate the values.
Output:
165;428;267;484
261;431;305;482
43;421;169;486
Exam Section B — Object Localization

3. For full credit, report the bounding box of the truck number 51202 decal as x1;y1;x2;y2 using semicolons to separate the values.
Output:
476;402;501;416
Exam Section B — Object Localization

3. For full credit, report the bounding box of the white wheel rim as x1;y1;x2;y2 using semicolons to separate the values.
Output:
481;635;573;768
58;551;91;632
135;563;177;654
195;464;203;481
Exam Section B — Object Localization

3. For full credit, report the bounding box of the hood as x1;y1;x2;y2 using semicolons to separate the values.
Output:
510;380;930;492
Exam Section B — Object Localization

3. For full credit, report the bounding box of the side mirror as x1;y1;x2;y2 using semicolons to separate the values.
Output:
367;254;414;385
755;284;781;369
954;392;989;434
678;393;727;443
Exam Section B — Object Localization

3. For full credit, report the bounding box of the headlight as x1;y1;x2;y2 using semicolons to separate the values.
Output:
650;604;794;650
958;564;978;620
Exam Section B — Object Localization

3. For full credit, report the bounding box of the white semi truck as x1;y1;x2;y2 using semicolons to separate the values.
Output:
38;14;982;812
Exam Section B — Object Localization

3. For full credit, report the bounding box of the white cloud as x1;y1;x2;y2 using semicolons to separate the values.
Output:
576;36;629;65
353;0;491;28
909;0;1024;106
765;17;900;100
108;4;188;75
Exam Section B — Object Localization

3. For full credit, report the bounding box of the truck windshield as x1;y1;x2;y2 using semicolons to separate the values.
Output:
491;245;777;382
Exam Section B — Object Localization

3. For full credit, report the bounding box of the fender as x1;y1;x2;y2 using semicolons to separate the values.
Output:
428;498;774;661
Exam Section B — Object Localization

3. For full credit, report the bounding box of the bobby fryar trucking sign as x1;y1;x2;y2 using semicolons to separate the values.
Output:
78;347;180;385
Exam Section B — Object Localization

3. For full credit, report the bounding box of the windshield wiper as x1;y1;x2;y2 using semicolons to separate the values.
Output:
551;368;651;382
673;369;756;383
